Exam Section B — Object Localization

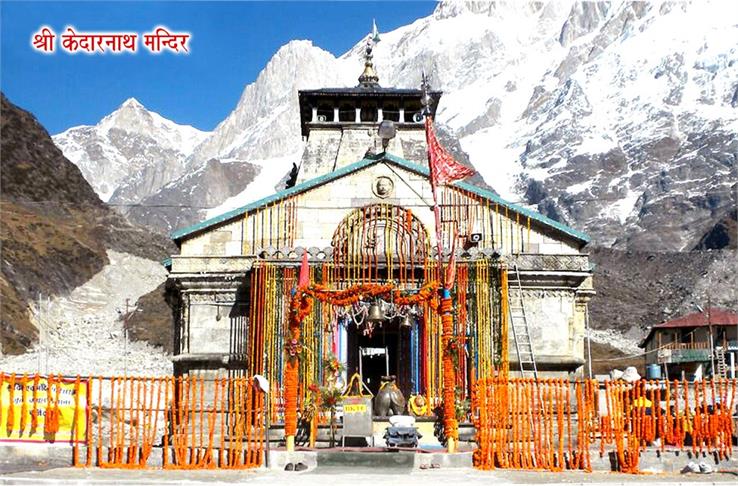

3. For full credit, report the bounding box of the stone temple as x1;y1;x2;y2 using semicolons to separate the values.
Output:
164;41;594;425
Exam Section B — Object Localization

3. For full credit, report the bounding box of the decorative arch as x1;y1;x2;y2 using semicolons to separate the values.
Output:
330;204;431;268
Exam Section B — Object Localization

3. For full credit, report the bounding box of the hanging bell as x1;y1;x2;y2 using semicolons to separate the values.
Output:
399;314;412;328
367;302;384;323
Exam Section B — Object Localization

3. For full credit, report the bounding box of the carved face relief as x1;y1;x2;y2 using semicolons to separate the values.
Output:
373;176;394;198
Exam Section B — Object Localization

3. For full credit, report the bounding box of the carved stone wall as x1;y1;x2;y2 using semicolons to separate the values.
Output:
509;288;584;372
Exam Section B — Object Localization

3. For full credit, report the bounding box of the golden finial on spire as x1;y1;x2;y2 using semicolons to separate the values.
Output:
358;21;380;88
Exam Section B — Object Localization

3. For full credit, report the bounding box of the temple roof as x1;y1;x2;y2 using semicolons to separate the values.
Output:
639;307;738;347
299;87;441;96
170;152;591;246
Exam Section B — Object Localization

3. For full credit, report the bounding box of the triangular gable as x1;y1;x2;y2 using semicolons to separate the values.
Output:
171;152;590;245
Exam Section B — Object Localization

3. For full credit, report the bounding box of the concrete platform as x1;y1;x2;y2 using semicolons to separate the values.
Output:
2;442;736;476
268;449;473;470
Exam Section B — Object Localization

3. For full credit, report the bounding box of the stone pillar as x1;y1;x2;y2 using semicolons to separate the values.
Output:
575;286;595;378
180;293;190;354
311;106;318;122
333;106;339;122
354;107;361;123
377;108;383;122
399;107;405;123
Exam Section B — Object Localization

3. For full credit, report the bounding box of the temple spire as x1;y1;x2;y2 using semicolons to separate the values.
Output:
358;21;380;88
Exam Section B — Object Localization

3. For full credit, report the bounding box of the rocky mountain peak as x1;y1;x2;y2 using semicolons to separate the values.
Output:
53;97;209;202
98;97;155;134
120;97;145;110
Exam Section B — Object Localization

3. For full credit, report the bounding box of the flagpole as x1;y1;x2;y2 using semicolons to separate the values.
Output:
421;73;458;453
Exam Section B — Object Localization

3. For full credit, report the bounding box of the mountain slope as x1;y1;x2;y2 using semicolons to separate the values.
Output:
0;93;172;355
125;157;262;233
52;98;208;202
113;1;736;251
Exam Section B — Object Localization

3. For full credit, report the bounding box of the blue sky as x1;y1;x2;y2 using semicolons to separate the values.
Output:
1;1;435;134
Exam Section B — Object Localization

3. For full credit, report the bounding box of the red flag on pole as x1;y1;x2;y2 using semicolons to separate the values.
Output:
297;252;310;289
425;115;475;287
425;117;475;187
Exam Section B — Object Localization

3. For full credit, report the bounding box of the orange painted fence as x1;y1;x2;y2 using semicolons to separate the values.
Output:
0;373;265;470
472;378;736;473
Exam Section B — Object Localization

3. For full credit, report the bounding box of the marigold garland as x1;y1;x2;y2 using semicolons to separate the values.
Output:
440;296;458;442
44;375;60;435
7;374;15;435
282;281;441;442
30;374;40;432
19;374;28;434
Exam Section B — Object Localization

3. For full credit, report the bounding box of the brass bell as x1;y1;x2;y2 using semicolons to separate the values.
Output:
399;314;412;328
367;302;384;323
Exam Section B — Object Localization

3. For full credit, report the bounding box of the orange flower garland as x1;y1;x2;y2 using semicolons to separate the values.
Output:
7;374;15;435
19;375;28;433
30;374;39;432
282;281;442;443
440;294;458;443
44;374;57;435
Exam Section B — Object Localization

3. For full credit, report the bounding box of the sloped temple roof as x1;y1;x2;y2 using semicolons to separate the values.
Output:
170;153;590;246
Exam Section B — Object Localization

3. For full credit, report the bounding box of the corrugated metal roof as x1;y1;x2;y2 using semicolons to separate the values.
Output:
640;307;738;348
170;152;591;245
653;308;738;329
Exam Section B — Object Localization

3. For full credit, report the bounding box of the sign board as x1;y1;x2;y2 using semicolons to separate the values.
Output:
342;395;372;439
0;377;88;443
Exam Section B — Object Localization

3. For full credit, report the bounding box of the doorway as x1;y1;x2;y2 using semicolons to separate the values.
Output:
347;318;413;399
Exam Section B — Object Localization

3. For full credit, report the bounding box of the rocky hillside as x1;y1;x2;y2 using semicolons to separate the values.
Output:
126;157;262;233
588;247;736;337
0;94;172;355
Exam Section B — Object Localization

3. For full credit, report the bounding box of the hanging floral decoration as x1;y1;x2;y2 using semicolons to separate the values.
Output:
440;294;459;441
322;353;345;378
284;338;306;363
282;280;441;442
445;336;462;364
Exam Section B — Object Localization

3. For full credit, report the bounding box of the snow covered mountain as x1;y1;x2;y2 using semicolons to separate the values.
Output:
55;1;737;251
349;0;737;251
121;40;355;231
52;98;208;202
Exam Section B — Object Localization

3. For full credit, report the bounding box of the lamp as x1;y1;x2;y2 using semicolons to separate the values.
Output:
378;120;396;151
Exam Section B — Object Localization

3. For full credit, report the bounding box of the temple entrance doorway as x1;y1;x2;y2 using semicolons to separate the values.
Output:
346;317;415;403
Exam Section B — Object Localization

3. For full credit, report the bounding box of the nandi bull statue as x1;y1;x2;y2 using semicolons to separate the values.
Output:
373;375;406;416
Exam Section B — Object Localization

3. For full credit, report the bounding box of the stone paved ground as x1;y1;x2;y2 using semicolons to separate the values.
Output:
1;467;737;485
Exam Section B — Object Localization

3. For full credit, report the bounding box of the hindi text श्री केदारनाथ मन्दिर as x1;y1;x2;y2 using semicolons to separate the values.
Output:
31;26;190;54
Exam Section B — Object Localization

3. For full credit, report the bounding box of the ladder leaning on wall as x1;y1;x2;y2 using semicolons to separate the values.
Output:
508;263;539;379
714;346;728;379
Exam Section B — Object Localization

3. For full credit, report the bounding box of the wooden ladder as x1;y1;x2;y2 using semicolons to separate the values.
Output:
714;346;728;379
508;264;538;379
